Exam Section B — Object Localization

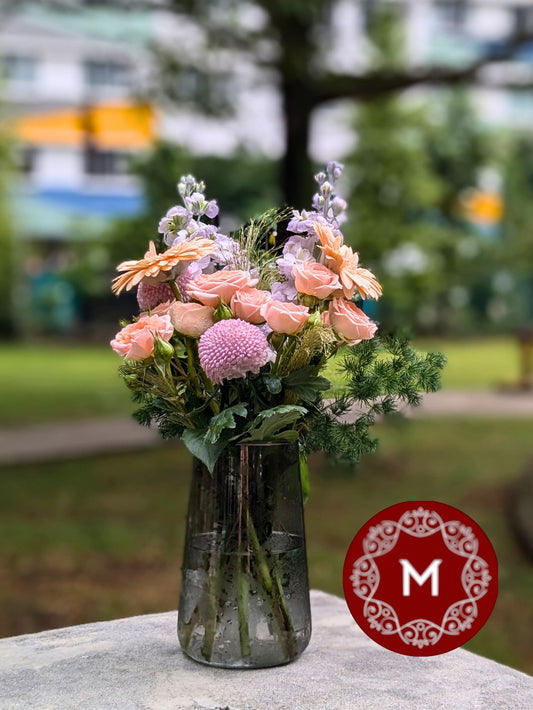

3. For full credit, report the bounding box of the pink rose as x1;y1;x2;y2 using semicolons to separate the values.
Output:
230;288;271;324
187;270;259;307
327;298;377;345
110;314;174;360
293;261;341;299
169;301;215;338
260;300;309;335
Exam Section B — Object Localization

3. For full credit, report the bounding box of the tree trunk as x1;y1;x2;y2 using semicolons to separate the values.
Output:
280;77;315;211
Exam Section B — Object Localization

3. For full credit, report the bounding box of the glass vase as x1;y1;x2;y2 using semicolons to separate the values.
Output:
178;441;312;668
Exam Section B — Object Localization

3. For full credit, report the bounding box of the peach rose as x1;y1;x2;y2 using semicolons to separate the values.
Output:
327;298;377;345
187;270;259;307
139;300;174;318
293;260;341;299
230;288;271;324
169;301;215;338
110;314;174;360
260;300;309;335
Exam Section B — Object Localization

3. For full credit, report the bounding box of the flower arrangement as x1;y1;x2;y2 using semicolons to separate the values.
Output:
111;162;444;481
110;162;445;668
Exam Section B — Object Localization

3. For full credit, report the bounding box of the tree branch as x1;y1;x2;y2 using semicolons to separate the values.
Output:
314;32;533;105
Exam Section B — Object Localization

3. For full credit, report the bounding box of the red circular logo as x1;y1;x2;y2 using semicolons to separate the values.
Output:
343;501;498;656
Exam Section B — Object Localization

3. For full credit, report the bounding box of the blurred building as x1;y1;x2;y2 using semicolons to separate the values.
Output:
1;5;158;231
0;4;158;332
1;1;532;333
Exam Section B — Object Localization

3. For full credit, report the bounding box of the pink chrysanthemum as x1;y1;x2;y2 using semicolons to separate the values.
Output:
137;282;175;311
198;319;274;384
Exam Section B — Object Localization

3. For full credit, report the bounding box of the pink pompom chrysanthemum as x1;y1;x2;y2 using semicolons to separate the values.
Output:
198;319;274;384
137;282;175;311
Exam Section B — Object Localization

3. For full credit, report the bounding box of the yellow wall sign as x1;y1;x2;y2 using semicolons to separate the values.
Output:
15;101;156;150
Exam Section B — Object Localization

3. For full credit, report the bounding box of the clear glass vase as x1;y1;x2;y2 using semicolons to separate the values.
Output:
178;442;312;668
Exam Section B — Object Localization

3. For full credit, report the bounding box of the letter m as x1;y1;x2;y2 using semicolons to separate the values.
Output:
399;559;442;597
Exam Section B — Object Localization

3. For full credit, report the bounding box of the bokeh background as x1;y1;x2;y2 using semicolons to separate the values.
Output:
0;0;532;674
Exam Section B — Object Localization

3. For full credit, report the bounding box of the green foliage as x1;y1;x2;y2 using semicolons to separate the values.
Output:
500;135;533;324
205;403;247;444
182;427;231;474
282;365;331;402
299;448;310;503
345;7;499;335
243;405;308;442
425;91;495;213
0;91;14;336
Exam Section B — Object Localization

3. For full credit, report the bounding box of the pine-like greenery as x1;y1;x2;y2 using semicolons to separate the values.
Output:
303;335;446;465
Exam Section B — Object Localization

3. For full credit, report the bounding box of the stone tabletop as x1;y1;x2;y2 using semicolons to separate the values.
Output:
1;591;532;710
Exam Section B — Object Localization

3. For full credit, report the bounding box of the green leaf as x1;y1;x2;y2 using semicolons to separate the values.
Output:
271;429;299;442
172;340;187;359
182;428;229;474
299;448;310;503
204;403;248;444
283;365;331;401
243;404;307;442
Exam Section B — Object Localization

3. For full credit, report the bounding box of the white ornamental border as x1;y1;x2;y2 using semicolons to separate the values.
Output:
350;506;493;649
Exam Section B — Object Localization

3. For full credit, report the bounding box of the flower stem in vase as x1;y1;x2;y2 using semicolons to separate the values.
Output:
246;510;298;660
201;534;224;662
237;554;251;658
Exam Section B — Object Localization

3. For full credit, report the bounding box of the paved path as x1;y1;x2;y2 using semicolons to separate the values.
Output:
1;390;533;467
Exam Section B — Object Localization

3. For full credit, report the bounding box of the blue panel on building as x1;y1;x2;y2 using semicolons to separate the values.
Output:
38;189;145;217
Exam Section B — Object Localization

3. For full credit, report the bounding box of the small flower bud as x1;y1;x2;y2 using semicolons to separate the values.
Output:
300;294;319;308
331;196;347;216
327;161;344;182
269;332;285;349
153;337;174;362
213;302;233;322
307;310;323;327
205;200;219;219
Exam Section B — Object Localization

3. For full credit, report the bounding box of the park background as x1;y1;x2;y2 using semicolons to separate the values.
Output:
0;0;532;675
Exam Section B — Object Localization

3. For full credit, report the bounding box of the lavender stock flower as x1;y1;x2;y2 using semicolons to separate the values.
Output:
276;234;317;279
270;281;298;302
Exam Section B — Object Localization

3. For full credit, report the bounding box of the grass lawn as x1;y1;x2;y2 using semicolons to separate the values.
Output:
0;344;132;426
416;337;520;391
0;337;521;427
1;417;532;674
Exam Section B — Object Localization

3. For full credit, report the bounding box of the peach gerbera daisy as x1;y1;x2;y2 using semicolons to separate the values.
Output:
112;239;216;296
314;222;382;301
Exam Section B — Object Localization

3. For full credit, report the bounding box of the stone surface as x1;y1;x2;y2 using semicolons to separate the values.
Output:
1;591;532;710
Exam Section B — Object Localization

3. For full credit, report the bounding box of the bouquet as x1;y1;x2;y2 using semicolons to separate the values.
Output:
110;161;445;667
111;161;443;480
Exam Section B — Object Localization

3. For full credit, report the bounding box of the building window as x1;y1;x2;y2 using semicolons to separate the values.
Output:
84;148;129;176
514;6;533;37
434;1;467;29
1;54;37;82
84;60;131;88
19;146;37;175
